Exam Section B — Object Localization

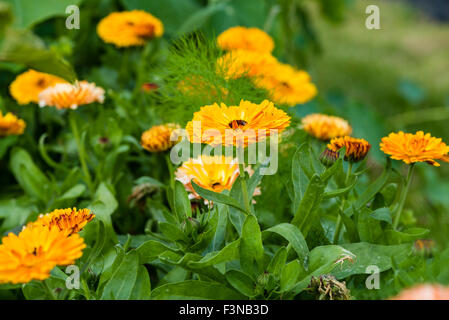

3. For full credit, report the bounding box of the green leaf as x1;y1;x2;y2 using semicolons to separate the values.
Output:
88;183;118;243
151;280;245;300
357;208;383;243
188;239;240;269
280;260;305;292
240;215;265;277
0;29;77;82
129;266;151;300
80;220;106;275
5;0;83;29
267;247;287;276
174;180;192;219
178;3;227;35
191;180;248;214
322;176;357;200
263;223;308;265
291;174;325;237
225;270;256;298
383;227;430;245
159;222;188;242
370;207;392;224
100;250;139;300
136;240;178;264
9;147;51;203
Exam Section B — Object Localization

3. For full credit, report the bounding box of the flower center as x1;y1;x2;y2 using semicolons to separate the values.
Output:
228;120;247;129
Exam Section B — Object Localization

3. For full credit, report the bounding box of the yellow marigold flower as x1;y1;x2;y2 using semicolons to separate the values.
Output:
33;208;95;236
390;284;449;300
186;99;291;147
9;69;67;105
97;10;163;47
0;111;26;136
328;136;371;162
0;225;85;284
141;123;181;153
38;81;105;110
217;49;278;79
380;131;449;167
258;62;318;106
175;155;261;200
301;113;352;140
217;26;274;53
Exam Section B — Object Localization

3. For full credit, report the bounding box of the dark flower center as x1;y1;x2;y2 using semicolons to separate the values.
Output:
228;120;247;129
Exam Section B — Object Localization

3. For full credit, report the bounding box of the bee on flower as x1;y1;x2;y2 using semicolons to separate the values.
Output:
0;111;26;137
141;123;181;153
301;113;352;141
9;69;67;105
217;26;275;53
97;10;164;47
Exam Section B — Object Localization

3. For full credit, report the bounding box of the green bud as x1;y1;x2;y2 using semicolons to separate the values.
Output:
320;148;339;167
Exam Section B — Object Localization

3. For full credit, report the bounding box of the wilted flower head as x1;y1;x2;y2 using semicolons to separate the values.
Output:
301;113;352;140
0;224;85;284
9;69;67;105
390;284;449;300
32;208;95;236
175;155;260;201
97;10;163;47
38;81;105;110
217;26;274;53
186;99;290;147
141;123;181;153
0;111;26;137
380;131;449;167
327;136;371;162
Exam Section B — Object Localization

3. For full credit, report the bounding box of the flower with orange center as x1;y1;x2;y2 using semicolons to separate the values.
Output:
186;99;290;147
0;111;26;137
327;136;371;162
217;26;274;53
301;113;352;140
141;123;181;153
9;69;67;105
175;155;261;200
380;131;449;167
97;10;163;47
0;225;85;284
32;208;95;236
257;62;318;106
38;81;105;110
390;284;449;300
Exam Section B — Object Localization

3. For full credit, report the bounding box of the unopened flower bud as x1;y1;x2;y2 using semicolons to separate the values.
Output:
320;148;339;167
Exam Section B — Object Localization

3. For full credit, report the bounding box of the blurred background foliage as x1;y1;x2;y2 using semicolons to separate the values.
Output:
0;0;448;277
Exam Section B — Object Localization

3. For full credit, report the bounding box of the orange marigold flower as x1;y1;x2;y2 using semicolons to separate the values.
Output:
217;49;278;79
328;136;371;162
97;10;163;47
217;26;274;53
32;208;95;236
380;131;449;167
38;81;105;110
9;69;67;105
141;123;181;153
0;111;26;136
186;99;290;147
175;155;261;200
390;284;449;300
0;225;85;284
301;113;352;140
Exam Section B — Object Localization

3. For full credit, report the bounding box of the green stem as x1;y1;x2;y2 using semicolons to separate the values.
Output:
81;278;91;300
237;147;252;215
165;153;175;189
69;113;94;193
393;164;415;230
42;279;57;300
333;162;353;244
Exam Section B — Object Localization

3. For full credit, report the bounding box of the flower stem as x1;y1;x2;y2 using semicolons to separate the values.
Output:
165;153;175;189
333;162;353;244
69;113;94;193
237;146;252;215
42;279;57;300
393;164;415;230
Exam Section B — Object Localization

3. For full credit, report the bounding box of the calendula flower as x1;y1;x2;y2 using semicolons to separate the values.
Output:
0;111;26;136
380;131;449;167
175;155;261;200
217;49;278;79
186;99;290;147
0;225;85;284
390;284;449;300
301;113;352;140
141;123;181;153
9;69;67;105
258;62;318;106
38;81;105;110
217;26;274;53
97;10;163;47
32;208;95;236
327;136;371;162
